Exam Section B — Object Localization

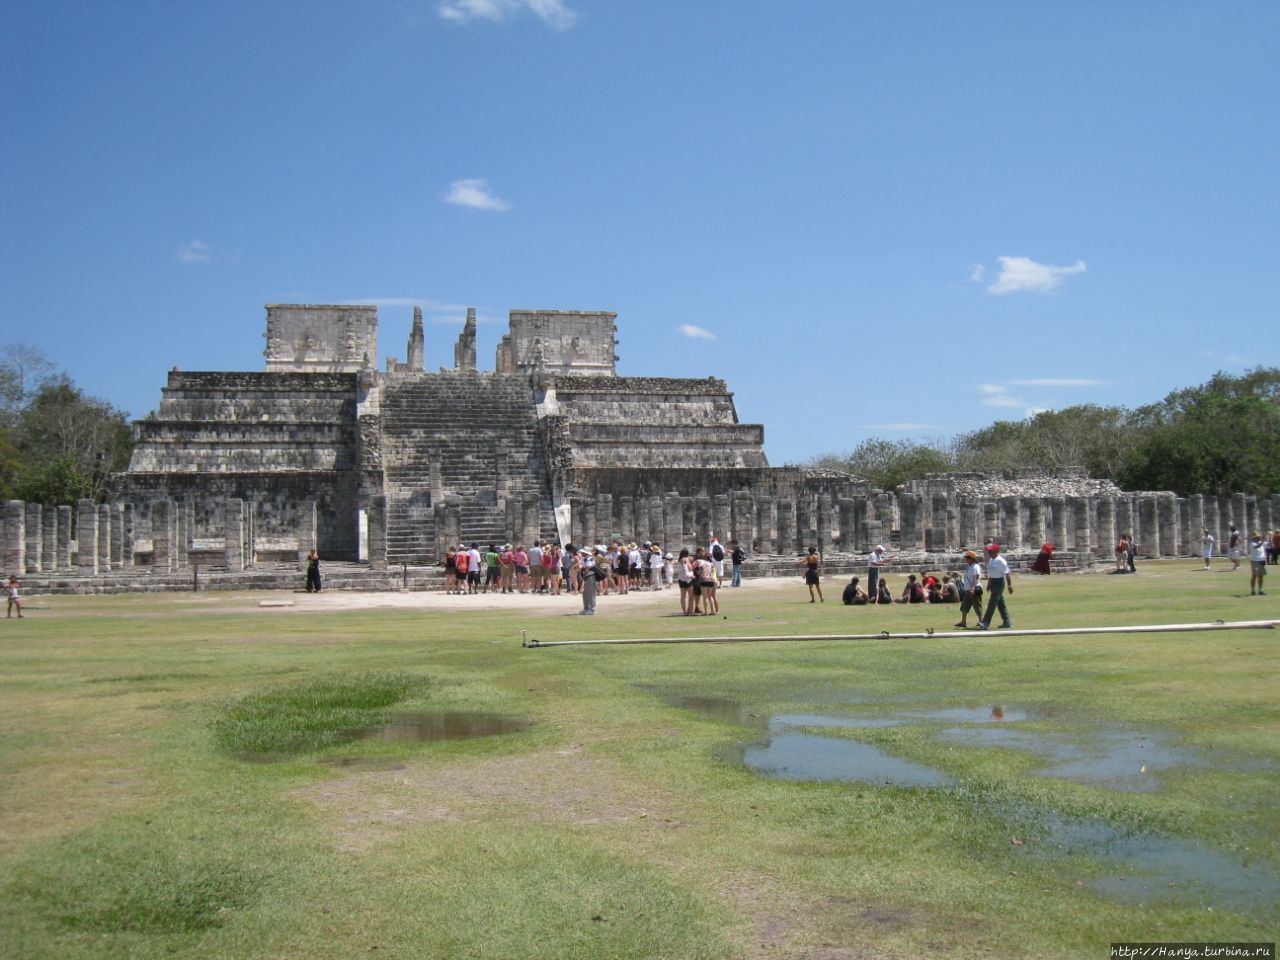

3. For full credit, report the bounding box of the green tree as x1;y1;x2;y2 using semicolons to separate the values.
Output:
14;380;133;501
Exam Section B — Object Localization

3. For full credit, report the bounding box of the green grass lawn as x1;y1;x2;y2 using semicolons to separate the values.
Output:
1;561;1277;959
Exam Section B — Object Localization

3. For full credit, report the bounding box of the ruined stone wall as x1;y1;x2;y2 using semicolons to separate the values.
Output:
496;310;617;375
264;304;377;373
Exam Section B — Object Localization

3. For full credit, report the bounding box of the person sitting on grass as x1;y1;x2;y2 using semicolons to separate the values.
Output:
842;576;868;605
875;579;893;605
939;574;960;603
894;574;926;604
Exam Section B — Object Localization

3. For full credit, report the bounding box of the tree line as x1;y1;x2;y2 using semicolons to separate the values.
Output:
810;368;1280;498
0;345;134;504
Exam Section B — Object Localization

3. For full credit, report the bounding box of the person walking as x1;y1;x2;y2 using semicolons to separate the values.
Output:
1228;526;1242;571
6;576;22;618
1249;532;1267;596
1201;529;1215;570
954;549;985;629
976;543;1013;630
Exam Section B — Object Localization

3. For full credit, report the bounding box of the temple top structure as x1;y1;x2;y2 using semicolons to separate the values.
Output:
264;304;378;373
495;309;619;376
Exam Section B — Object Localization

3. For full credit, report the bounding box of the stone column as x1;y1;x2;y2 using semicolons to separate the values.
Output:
695;497;713;544
1259;499;1273;539
1202;496;1219;550
864;520;885;551
1069;496;1092;554
924;526;947;551
1095;497;1116;559
1231;493;1247;538
152;499;174;573
298;500;317;569
982;502;999;543
1050;497;1068;548
522;493;540;547
42;507;57;572
618;496;634;541
1157;494;1178;557
223;498;244;572
96;504;111;572
109;504;124;570
1245;495;1258;539
5;501;25;575
1188;495;1204;551
755;495;776;555
1135;496;1157;557
852;498;868;551
1026;499;1046;547
76;498;97;575
58;505;73;569
959;500;980;548
177;502;193;568
899;493;922;550
648;496;665;546
664;493;684;551
368;495;388;570
681;499;698;548
777;499;796;555
1000;497;1022;550
122;504;135;567
24;503;41;574
816;493;833;552
713;494;732;546
837;498;857;553
731;492;754;551
595;494;613;541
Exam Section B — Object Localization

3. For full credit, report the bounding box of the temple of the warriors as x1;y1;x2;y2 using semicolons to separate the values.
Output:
2;303;1276;590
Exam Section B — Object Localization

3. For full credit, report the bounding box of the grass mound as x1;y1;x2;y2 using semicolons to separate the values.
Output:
212;671;431;758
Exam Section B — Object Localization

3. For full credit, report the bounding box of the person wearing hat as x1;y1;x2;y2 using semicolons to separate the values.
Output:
976;543;1013;630
867;545;890;603
954;550;985;628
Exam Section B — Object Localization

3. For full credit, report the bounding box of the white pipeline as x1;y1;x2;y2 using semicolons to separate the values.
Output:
521;619;1279;649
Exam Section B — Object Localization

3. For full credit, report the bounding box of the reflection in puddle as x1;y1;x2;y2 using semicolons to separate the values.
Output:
1030;813;1280;908
667;695;769;730
939;727;1197;792
342;712;531;742
736;734;955;788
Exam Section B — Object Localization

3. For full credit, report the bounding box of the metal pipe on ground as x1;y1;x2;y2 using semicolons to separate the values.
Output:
521;620;1279;649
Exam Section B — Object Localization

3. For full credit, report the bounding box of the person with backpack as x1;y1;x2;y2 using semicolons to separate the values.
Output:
452;544;471;594
709;536;726;582
729;539;746;587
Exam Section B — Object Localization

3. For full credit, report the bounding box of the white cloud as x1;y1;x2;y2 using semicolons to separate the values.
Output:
438;0;577;29
986;256;1086;295
863;422;931;431
442;178;511;211
679;324;716;341
1008;378;1104;387
977;383;1007;396
982;393;1024;408
968;264;986;283
176;239;212;264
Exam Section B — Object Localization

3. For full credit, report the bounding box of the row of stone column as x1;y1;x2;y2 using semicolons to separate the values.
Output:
2;497;320;575
560;489;1280;558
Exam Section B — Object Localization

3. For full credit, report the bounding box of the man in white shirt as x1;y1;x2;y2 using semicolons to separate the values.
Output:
867;545;889;603
1249;532;1267;595
976;543;1013;630
1201;529;1215;570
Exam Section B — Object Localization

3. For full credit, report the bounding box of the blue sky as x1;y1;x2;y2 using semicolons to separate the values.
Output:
3;0;1277;465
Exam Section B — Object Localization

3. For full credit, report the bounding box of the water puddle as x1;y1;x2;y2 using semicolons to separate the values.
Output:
342;711;531;742
939;727;1197;792
1022;812;1280;909
733;733;955;788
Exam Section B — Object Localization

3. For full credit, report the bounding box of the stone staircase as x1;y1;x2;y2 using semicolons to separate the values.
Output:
380;373;556;563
